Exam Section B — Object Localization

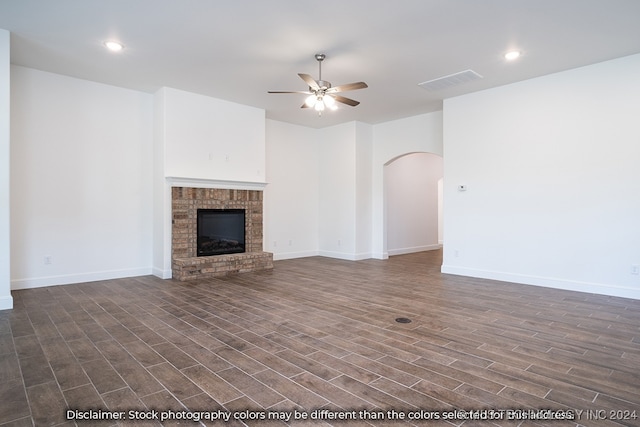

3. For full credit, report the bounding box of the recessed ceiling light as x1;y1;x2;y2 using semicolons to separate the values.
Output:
103;41;124;52
504;50;521;61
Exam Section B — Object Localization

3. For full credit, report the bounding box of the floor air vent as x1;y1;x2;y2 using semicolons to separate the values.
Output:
418;69;483;92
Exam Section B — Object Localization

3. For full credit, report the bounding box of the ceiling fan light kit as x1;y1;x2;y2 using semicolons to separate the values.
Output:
103;40;124;52
268;53;368;116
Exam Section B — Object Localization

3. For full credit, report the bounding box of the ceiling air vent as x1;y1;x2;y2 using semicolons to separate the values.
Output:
418;69;483;92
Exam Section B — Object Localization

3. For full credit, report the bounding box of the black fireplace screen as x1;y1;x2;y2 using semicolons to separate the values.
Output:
197;209;246;256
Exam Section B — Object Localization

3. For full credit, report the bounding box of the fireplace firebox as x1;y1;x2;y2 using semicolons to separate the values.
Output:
197;209;245;256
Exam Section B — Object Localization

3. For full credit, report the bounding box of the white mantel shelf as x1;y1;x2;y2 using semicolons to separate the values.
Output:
166;177;268;191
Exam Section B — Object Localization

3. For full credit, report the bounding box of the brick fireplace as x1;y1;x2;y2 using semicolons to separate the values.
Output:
171;186;273;281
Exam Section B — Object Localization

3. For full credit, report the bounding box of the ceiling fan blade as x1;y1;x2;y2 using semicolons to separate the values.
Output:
327;82;368;93
267;91;312;94
332;94;360;106
298;73;320;91
331;95;360;107
300;102;310;109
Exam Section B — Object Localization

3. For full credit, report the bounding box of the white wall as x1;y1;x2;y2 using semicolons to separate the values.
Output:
371;112;443;258
10;66;154;289
264;119;319;260
386;153;443;255
161;87;265;182
152;88;170;277
315;122;375;260
355;122;373;258
264;120;374;261
0;30;11;309
318;122;358;259
442;53;640;300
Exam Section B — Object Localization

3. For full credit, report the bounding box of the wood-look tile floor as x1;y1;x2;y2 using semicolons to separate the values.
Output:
1;250;639;427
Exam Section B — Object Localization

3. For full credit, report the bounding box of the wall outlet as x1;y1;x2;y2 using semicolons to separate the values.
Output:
44;255;52;265
632;264;639;275
273;241;277;248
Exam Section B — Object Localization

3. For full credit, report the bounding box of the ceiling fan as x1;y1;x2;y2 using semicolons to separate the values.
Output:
268;54;368;114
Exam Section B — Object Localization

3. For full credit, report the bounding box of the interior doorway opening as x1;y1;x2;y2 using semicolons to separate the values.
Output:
384;152;443;256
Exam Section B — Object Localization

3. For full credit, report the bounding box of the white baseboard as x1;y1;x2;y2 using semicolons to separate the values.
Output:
317;250;372;261
11;267;153;290
371;252;389;260
388;244;442;256
0;295;13;310
441;265;640;300
352;252;373;261
273;250;319;261
152;267;172;279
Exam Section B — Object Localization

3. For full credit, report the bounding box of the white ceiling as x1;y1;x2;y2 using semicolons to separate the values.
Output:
2;0;640;128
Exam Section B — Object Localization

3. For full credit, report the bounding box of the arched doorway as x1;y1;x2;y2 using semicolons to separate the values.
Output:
384;152;443;256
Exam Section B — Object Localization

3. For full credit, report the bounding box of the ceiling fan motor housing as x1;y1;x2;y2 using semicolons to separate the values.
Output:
314;80;331;91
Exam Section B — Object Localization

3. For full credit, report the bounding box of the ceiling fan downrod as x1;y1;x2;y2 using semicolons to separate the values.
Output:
315;53;325;80
314;54;331;91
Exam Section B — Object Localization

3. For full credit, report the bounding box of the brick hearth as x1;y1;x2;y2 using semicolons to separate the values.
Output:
171;187;273;281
